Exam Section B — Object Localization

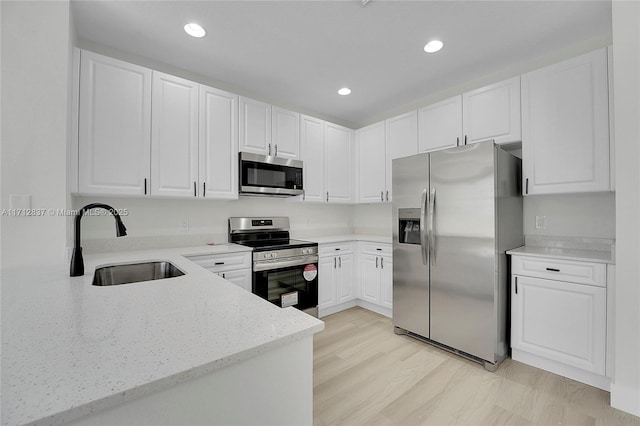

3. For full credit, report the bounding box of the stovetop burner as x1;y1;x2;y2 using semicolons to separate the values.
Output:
236;238;317;251
228;217;318;253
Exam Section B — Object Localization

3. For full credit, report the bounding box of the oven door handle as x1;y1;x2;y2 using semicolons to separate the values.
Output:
253;255;319;272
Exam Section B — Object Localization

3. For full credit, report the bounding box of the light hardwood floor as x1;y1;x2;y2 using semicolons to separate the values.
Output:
313;307;640;426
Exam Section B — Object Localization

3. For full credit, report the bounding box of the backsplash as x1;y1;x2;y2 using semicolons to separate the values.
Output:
72;195;353;253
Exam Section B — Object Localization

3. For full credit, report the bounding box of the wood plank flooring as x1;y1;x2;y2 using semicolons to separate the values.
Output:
313;307;640;426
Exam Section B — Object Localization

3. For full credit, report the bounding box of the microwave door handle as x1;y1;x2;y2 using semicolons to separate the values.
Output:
420;188;428;265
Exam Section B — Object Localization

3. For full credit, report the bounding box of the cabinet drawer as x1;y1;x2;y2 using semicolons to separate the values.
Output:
186;252;251;272
512;255;606;287
319;242;354;256
359;242;392;256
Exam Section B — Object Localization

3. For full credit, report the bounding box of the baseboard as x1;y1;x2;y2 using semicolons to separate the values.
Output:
611;382;640;417
512;348;611;391
318;299;391;319
318;300;357;318
355;300;392;318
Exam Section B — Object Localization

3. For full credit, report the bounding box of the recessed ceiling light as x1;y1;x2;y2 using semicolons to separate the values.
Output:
424;40;444;53
184;23;206;38
338;87;352;96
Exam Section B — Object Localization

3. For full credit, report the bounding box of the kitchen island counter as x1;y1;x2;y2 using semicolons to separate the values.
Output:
1;245;323;426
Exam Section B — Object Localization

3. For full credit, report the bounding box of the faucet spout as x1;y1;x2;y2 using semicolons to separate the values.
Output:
70;203;128;277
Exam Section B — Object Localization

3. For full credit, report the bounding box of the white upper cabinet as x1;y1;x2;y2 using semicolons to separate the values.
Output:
385;110;418;201
239;97;300;159
325;122;354;203
462;76;521;145
199;85;239;199
357;121;387;203
418;95;462;153
78;50;151;195
521;48;610;195
300;115;326;202
151;72;199;198
271;106;300;159
239;96;272;155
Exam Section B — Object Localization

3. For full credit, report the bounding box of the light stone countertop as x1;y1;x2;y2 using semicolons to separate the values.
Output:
1;244;324;426
507;245;615;264
307;234;392;245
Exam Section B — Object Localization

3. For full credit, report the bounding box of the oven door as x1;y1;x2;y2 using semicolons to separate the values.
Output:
253;255;318;312
240;152;303;196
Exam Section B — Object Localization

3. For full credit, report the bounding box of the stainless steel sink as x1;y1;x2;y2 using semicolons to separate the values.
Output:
92;261;185;286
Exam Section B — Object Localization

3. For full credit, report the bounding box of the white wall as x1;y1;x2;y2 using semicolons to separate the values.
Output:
611;1;640;416
72;196;353;251
523;193;615;239
353;203;391;236
0;1;72;268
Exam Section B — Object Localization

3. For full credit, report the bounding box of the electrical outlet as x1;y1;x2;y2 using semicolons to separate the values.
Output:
535;215;546;230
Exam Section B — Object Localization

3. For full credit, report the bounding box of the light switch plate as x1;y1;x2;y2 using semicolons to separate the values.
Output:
535;215;546;230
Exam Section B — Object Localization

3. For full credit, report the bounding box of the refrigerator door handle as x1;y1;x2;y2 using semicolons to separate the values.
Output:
420;188;428;265
428;187;436;266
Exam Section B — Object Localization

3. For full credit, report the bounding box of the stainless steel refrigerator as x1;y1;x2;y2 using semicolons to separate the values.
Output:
392;140;523;371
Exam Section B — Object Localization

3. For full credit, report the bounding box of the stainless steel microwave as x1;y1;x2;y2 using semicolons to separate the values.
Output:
239;152;304;197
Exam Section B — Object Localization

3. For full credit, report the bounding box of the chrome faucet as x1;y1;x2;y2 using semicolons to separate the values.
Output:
70;203;127;277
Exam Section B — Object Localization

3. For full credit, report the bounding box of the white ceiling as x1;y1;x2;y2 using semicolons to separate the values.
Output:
71;0;612;128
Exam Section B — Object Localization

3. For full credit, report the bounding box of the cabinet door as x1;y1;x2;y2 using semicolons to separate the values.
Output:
360;254;381;304
318;256;337;309
380;255;393;309
385;110;418;201
325;123;354;203
300;115;325;202
271;106;300;159
418;95;462;153
78;51;151;195
463;76;521;145
221;269;252;292
336;253;355;304
150;72;199;198
357;121;387;203
511;275;606;375
521;48;610;194
199;85;239;199
239;97;271;155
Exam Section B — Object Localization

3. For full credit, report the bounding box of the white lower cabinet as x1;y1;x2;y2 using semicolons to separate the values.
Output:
185;252;252;292
358;242;393;314
510;254;610;390
318;242;355;316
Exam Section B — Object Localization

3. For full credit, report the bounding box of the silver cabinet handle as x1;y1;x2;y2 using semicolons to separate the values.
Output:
222;272;226;279
525;178;529;195
203;182;206;197
339;256;342;268
420;188;428;265
464;135;468;145
376;256;379;268
268;143;271;156
275;144;278;157
428;187;436;267
334;257;337;269
144;178;148;195
194;182;197;197
381;257;384;269
302;190;306;201
326;192;329;202
457;137;460;146
381;191;384;202
386;190;389;202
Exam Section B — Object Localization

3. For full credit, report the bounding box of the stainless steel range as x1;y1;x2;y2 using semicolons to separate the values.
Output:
229;217;319;317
